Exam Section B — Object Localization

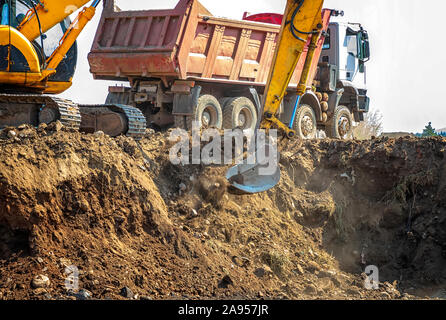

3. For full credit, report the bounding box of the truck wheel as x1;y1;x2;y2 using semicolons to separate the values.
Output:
219;97;233;110
223;97;258;130
173;94;222;130
325;105;353;139
292;104;317;139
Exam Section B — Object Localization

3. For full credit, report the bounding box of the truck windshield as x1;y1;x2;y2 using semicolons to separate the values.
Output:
1;2;8;25
345;34;357;57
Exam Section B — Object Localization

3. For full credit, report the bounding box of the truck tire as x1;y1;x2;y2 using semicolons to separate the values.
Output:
173;94;222;130
325;105;353;139
219;97;233;110
223;97;258;130
292;104;317;139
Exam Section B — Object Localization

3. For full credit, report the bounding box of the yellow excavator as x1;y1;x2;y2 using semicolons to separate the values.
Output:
226;0;326;193
0;0;145;138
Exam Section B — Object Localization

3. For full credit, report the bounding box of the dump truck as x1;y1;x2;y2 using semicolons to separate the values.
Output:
88;0;370;139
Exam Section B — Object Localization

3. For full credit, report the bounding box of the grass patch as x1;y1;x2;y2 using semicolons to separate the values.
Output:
261;250;289;276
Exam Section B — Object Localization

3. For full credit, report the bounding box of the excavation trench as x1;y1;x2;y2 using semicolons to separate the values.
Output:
0;125;444;299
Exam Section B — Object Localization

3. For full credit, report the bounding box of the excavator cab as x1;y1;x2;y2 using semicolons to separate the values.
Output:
0;0;78;85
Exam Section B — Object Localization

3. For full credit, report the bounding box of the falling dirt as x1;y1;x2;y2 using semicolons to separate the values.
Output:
0;123;445;300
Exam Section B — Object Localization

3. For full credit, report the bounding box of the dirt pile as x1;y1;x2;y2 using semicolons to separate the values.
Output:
0;124;444;300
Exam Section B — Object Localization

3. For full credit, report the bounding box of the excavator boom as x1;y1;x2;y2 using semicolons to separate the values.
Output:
261;0;324;135
226;0;325;193
18;0;93;41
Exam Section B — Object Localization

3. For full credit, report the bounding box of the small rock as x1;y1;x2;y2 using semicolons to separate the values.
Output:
306;261;320;272
48;120;63;132
31;274;50;289
54;121;63;132
304;284;317;295
258;291;264;298
295;264;305;275
120;286;134;299
145;128;155;137
73;289;92;300
36;257;44;264
380;292;391;299
7;130;16;138
59;258;72;268
38;123;47;130
33;288;47;296
17;124;27;130
254;268;266;278
318;270;336;278
94;130;105;137
346;287;360;296
191;209;198;217
179;183;187;192
218;275;233;289
139;295;152;300
401;293;411;300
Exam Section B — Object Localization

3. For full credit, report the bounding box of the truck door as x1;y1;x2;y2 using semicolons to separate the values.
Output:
320;23;338;67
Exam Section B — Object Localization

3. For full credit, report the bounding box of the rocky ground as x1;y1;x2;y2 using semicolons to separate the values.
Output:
0;123;445;300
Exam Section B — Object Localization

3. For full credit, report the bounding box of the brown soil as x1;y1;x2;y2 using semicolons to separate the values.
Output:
0;124;445;300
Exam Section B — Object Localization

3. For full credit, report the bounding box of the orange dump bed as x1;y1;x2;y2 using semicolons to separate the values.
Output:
88;0;330;87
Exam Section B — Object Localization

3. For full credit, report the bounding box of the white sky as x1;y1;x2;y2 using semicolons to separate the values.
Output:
59;0;446;133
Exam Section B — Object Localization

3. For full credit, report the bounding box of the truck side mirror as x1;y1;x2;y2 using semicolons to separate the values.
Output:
362;39;370;61
359;60;365;73
361;30;370;61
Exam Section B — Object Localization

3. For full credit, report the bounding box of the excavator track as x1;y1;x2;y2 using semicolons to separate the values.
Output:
79;104;146;140
0;94;82;130
0;95;146;140
114;104;147;140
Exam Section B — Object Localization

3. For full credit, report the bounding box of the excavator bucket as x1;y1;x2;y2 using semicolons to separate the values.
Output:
226;142;280;194
226;163;280;194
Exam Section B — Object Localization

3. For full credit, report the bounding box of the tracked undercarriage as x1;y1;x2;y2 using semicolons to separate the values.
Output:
0;94;147;140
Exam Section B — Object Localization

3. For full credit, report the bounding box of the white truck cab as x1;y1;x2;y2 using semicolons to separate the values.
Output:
319;22;371;122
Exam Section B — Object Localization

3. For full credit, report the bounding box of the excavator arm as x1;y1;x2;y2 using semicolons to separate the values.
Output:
261;0;324;137
18;0;94;41
226;0;325;193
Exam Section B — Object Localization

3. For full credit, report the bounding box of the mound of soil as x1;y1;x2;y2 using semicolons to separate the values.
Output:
0;124;444;300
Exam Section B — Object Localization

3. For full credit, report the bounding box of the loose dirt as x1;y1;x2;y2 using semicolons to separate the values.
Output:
0;124;445;300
